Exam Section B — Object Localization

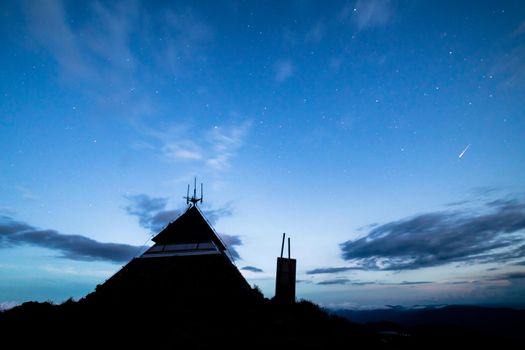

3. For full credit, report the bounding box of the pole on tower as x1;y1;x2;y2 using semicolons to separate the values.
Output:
280;233;286;258
193;177;197;200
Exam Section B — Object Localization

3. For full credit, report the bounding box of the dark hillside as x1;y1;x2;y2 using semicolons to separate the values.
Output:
0;297;380;348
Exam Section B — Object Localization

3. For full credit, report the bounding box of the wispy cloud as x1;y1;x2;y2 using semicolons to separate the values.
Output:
399;281;432;285
274;59;295;83
340;197;525;270
444;200;472;207
0;215;139;263
317;278;352;285
21;0;211;85
159;8;213;75
317;279;432;286
20;1;250;172
163;141;203;161
512;19;525;37
488;20;525;91
339;0;395;31
206;122;251;170
304;20;326;44
306;266;360;275
241;266;263;273
21;0;139;85
15;186;39;201
22;0;93;80
40;265;114;278
490;44;525;90
138;121;251;171
20;0;215;145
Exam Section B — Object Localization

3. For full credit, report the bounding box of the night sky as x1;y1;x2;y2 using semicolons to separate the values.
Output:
1;0;524;310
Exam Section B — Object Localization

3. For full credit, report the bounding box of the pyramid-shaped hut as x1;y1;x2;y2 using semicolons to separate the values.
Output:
85;191;257;313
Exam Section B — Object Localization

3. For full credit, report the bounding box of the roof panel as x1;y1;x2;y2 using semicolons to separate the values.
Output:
151;206;226;251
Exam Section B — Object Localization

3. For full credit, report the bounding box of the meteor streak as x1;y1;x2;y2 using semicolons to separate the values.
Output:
459;144;470;158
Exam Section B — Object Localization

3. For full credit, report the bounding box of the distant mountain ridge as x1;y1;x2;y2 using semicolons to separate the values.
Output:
332;304;525;343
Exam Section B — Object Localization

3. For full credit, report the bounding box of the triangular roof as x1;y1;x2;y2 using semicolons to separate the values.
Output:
140;205;227;258
152;205;226;250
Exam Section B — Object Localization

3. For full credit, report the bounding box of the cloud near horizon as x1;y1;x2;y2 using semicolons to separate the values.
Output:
241;266;264;273
124;194;242;259
317;279;432;286
0;215;139;263
306;266;361;275
489;271;525;281
340;197;525;271
317;278;352;285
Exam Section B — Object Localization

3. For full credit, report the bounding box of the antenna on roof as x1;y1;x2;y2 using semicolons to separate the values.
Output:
184;177;203;206
193;177;197;200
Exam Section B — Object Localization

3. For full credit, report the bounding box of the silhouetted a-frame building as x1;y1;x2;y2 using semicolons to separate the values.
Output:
1;181;374;348
86;182;254;309
142;205;227;258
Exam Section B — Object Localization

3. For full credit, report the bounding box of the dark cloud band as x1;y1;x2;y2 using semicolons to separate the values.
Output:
241;266;263;273
340;197;525;270
0;215;139;263
306;267;360;274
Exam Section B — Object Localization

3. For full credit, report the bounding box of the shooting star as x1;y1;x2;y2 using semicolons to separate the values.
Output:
458;144;470;159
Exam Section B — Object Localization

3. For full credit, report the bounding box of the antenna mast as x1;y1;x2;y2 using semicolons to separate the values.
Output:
184;177;203;206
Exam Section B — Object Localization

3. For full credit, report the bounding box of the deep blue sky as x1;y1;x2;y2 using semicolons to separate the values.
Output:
1;0;524;309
